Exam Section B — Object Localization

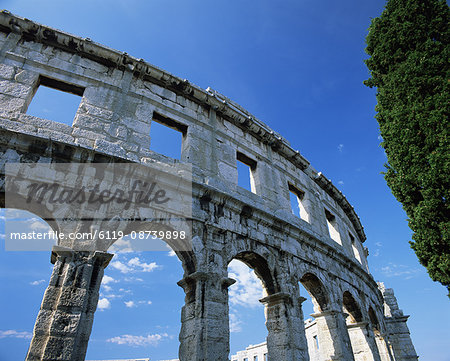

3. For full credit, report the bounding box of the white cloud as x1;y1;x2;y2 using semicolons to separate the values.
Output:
102;275;116;285
110;256;160;274
124;300;136;308
30;218;51;231
228;260;264;308
101;275;117;293
124;300;152;308
119;288;133;293
375;242;382;247
110;260;133;274
0;330;32;339
98;298;111;311
101;292;124;299
337;144;344;153
337;180;344;185
229;313;242;333
380;263;420;279
107;333;169;347
108;238;134;253
30;279;46;286
138;300;152;305
128;257;159;272
168;249;177;257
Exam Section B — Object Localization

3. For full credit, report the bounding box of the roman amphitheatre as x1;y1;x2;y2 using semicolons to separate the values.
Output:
0;10;418;361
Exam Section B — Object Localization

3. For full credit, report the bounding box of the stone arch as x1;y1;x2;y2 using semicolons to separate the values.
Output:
0;193;60;235
226;239;281;295
367;304;395;361
368;306;380;332
342;293;384;361
299;272;330;312
114;220;196;275
343;290;363;324
298;273;356;360
231;250;277;295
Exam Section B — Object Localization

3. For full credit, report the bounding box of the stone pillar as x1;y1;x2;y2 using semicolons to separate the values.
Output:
259;293;309;361
384;317;418;361
26;246;113;361
312;310;355;361
374;333;395;361
177;271;235;361
347;321;381;361
378;283;418;361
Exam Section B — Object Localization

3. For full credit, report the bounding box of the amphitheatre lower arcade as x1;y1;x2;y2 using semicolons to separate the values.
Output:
0;11;418;361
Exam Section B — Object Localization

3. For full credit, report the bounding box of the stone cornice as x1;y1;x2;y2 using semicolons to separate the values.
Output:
314;172;366;242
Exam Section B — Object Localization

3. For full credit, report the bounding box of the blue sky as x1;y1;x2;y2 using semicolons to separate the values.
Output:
0;1;449;360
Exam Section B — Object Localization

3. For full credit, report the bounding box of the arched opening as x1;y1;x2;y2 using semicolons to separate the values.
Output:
299;272;330;361
368;307;380;333
300;272;329;313
0;208;56;360
0;190;59;251
368;306;393;361
228;252;273;361
343;293;382;361
343;291;363;324
85;227;189;360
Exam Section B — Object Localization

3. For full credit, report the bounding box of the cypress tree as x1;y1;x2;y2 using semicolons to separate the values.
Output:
364;0;449;293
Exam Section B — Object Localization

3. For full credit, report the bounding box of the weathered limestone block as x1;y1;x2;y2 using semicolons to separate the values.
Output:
260;293;309;361
177;272;235;361
0;63;15;80
25;246;113;361
312;309;355;361
378;283;418;361
374;333;395;361
347;322;381;361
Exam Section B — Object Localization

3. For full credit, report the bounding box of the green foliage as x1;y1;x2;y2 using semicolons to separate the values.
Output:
364;0;449;293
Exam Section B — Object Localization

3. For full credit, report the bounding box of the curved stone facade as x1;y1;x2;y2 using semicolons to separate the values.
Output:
0;11;417;361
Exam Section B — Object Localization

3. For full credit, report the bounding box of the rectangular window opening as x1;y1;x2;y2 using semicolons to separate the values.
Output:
150;112;187;160
324;209;342;245
313;335;319;350
27;76;84;127
289;183;309;222
349;232;362;263
237;151;257;194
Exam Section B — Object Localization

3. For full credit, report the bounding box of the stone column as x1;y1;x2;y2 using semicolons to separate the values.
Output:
384;316;418;361
26;246;113;361
177;271;235;361
347;321;381;361
374;333;395;361
259;293;310;361
312;310;355;361
378;283;418;361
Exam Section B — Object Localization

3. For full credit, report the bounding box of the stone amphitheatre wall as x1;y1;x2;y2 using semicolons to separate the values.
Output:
0;11;417;361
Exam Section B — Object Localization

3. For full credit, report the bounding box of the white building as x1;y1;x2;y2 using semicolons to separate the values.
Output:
230;342;268;361
230;319;320;361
